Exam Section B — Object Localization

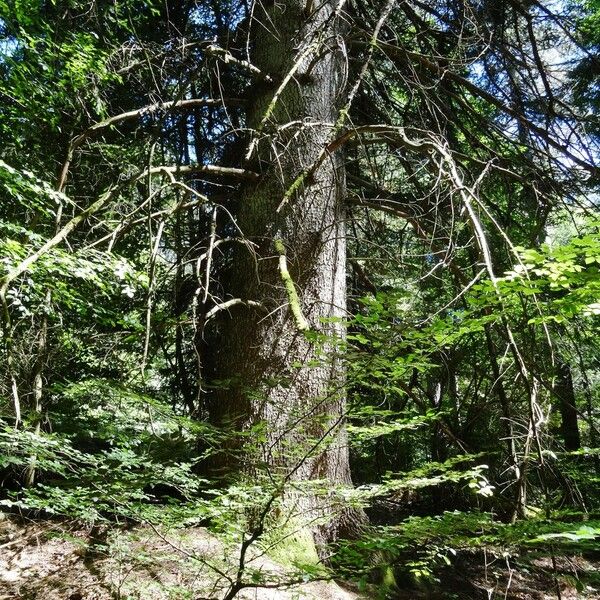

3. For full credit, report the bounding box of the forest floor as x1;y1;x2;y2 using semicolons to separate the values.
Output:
0;513;598;600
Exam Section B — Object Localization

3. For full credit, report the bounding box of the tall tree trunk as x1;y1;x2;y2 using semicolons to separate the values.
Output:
206;0;364;544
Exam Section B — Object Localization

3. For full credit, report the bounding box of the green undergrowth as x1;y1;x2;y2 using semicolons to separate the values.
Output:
334;509;600;591
1;377;598;596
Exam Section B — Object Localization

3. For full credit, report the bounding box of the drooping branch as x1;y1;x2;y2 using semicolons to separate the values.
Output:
277;124;435;213
361;36;599;178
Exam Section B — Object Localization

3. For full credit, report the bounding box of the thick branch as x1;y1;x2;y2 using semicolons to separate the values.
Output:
58;97;244;191
145;164;260;182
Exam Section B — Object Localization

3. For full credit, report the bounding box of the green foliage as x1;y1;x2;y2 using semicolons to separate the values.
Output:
335;509;600;589
493;221;600;323
0;380;216;523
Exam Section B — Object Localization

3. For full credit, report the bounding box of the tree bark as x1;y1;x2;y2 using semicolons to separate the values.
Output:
206;0;364;544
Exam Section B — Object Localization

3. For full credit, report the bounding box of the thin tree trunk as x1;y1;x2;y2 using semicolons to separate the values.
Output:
554;360;581;452
24;290;49;487
484;327;524;521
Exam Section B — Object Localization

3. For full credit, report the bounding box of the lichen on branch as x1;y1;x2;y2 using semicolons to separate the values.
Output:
274;239;309;332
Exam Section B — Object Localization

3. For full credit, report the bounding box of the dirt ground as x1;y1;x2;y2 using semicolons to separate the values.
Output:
0;514;360;600
1;513;598;600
